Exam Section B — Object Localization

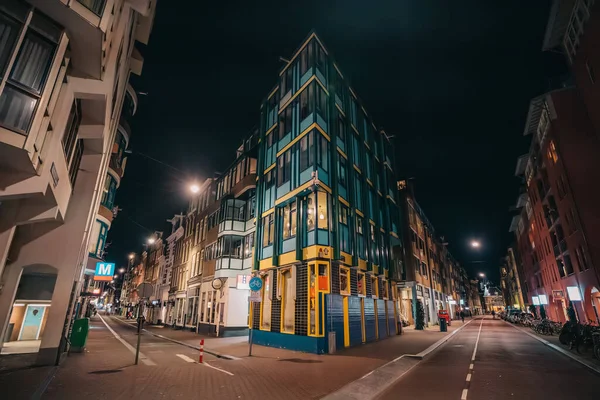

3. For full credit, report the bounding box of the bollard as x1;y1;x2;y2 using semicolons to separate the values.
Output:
199;339;204;363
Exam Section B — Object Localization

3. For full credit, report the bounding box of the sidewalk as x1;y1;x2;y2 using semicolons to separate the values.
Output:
38;316;470;399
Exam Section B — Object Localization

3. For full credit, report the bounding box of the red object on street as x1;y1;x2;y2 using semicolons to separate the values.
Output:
199;339;204;363
438;310;451;326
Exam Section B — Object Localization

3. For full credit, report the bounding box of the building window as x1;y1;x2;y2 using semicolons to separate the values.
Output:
357;272;366;296
280;67;293;96
262;214;274;247
280;268;295;333
299;40;314;76
68;139;84;186
337;116;345;145
101;174;118;209
307;193;316;231
316;43;327;74
317;134;329;172
77;0;107;17
281;201;297;240
261;272;272;330
278;103;293;140
62;100;82;162
547;140;558;164
300;82;314;121
0;9;62;134
277;149;291;187
244;232;254;258
316;84;328;121
340;267;350;295
299;131;314;172
339;204;350;253
339;156;347;188
317;191;328;229
88;220;108;258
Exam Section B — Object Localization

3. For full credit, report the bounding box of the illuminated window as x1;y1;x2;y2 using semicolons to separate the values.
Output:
281;202;297;240
317;191;328;229
261;273;272;330
547;141;558;164
280;268;295;333
357;272;366;296
340;267;350;295
262;214;274;247
307;193;316;231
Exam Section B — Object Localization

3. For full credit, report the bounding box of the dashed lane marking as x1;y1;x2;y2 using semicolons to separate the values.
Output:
461;317;485;399
98;314;156;366
176;354;196;363
466;373;472;382
461;389;468;400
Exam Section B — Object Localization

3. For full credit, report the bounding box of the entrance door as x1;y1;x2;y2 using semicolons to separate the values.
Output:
19;305;46;340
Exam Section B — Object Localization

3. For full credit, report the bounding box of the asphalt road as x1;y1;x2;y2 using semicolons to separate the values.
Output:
378;317;600;400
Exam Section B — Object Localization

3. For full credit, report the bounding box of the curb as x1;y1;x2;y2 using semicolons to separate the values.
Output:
31;366;58;400
322;318;478;400
109;316;238;360
503;320;600;376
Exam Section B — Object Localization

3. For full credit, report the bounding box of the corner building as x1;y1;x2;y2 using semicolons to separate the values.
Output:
252;33;403;353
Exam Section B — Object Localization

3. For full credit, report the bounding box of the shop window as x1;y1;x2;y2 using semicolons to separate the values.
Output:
280;66;293;96
357;272;366;296
309;264;317;335
317;191;328;229
279;268;295;333
281;202;297;239
299;40;314;76
307;193;316;231
261;272;272;330
371;275;378;298
340;267;350;295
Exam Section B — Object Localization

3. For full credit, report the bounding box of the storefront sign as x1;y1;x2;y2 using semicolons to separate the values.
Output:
237;275;251;290
94;262;115;281
552;290;564;300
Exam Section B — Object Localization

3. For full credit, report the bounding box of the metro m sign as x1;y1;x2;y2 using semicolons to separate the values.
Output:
94;262;115;281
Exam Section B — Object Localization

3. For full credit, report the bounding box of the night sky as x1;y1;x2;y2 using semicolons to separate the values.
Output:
108;0;566;283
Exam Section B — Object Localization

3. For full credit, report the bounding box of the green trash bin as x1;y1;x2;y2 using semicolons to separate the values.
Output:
70;318;90;352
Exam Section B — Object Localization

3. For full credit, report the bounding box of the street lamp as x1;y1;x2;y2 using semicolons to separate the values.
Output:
479;273;485;278
147;237;156;245
190;183;200;194
129;253;135;260
471;240;481;249
119;268;125;274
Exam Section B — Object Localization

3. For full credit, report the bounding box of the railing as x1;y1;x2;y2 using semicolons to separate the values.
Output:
77;0;106;17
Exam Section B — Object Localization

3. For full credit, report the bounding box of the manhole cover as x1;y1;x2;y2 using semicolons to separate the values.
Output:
89;369;123;374
278;358;322;364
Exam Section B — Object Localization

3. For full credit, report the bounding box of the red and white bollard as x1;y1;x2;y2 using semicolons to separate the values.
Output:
199;339;204;364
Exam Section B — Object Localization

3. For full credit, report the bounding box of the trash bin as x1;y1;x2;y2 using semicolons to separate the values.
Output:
440;318;447;332
70;318;90;352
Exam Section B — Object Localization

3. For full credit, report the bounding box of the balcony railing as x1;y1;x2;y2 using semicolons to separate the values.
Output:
77;0;106;17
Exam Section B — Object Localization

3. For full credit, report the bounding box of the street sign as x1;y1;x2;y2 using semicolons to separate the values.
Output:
249;277;263;291
94;262;115;281
249;291;262;303
137;283;153;299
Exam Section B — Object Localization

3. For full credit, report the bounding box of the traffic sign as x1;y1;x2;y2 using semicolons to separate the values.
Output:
249;277;263;291
136;283;153;299
249;291;262;303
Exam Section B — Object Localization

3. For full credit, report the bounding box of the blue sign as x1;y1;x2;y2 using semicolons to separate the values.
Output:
249;277;263;291
94;262;115;281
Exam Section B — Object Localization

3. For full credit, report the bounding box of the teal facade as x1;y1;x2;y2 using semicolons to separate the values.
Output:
251;32;405;354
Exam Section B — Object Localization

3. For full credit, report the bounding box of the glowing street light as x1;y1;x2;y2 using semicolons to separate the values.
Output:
147;237;156;245
479;273;485;278
190;183;200;194
470;240;481;249
129;253;135;260
119;268;125;274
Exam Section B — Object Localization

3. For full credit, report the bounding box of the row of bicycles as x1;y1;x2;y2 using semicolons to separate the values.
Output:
501;311;600;360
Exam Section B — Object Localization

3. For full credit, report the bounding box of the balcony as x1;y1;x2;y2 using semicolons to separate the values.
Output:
76;0;106;16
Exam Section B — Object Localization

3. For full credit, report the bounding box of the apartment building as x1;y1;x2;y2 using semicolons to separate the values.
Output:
0;0;155;365
251;32;403;353
396;181;467;324
509;0;600;324
165;135;258;336
500;246;526;310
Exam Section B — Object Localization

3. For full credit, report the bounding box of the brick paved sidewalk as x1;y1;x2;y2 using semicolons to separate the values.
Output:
37;316;469;399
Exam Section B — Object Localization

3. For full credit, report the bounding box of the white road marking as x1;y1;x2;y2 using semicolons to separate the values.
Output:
461;389;468;400
469;363;474;370
466;373;472;382
98;314;156;366
176;354;196;363
203;361;234;376
471;318;484;361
